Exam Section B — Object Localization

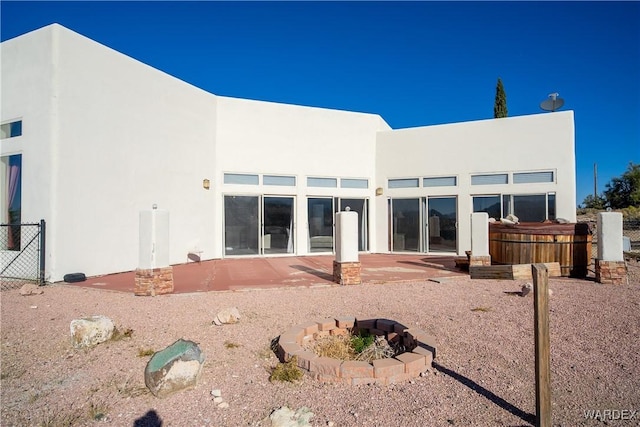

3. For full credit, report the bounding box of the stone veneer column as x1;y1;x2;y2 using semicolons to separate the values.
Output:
470;212;491;266
333;211;361;285
595;212;627;285
135;206;174;295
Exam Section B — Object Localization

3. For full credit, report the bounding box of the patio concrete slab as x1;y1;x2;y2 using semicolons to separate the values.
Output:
68;254;467;294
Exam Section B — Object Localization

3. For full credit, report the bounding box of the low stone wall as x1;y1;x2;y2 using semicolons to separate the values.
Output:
277;316;436;385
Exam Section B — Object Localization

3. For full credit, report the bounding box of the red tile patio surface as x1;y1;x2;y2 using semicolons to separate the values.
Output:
69;254;467;294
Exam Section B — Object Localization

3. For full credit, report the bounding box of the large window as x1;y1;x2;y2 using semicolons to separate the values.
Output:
472;195;501;220
2;154;22;250
473;192;556;222
509;195;552;222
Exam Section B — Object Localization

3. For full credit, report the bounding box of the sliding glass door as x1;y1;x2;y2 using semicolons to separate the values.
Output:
308;197;334;253
263;197;294;255
427;197;457;253
389;196;457;253
224;196;259;256
224;195;295;256
390;198;421;252
338;198;368;251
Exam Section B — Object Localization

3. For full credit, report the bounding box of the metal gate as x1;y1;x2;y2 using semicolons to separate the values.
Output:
0;220;46;290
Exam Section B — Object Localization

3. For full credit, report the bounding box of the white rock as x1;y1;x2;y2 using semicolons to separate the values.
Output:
211;389;222;397
218;402;229;409
213;396;223;404
213;307;241;326
70;315;115;349
270;406;314;427
20;284;43;296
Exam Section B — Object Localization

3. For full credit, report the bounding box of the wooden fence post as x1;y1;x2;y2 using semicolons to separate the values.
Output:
532;263;551;427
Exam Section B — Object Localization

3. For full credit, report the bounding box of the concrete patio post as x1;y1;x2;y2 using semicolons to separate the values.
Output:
470;212;491;266
595;212;627;285
333;210;361;285
135;205;174;295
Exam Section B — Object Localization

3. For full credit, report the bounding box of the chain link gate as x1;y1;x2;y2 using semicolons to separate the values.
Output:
1;220;46;290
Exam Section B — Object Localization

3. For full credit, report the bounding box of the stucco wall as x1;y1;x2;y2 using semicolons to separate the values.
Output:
1;26;58;278
214;96;390;257
375;111;576;254
3;25;220;281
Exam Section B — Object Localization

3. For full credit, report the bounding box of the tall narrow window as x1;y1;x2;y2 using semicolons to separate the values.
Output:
2;154;22;249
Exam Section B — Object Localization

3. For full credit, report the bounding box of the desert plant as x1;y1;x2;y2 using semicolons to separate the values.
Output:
355;336;397;362
313;335;356;360
111;375;149;398
269;356;303;383
351;331;375;354
88;399;110;421
38;404;83;427
137;347;155;357
110;327;133;341
224;340;241;349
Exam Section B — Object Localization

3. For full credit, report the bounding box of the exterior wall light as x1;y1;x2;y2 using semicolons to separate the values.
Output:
203;179;210;190
375;187;384;196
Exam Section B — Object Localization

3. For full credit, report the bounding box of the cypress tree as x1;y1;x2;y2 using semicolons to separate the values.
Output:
494;78;508;118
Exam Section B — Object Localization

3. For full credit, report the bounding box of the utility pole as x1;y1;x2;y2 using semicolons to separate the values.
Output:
594;163;598;197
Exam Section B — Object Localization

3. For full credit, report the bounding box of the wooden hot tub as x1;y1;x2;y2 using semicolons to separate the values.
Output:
489;222;592;278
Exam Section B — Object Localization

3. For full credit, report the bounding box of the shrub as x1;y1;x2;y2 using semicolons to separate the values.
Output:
351;331;374;354
270;356;303;383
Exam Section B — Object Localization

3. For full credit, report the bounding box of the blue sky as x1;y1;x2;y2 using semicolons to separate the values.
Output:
1;1;638;207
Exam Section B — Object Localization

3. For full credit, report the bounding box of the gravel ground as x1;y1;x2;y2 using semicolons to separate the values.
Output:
1;260;639;427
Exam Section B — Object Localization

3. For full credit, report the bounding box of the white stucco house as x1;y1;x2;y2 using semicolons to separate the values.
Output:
1;24;576;283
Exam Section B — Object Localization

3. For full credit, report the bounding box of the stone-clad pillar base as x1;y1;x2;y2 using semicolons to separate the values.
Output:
135;266;174;296
333;261;361;285
469;255;491;267
595;260;627;285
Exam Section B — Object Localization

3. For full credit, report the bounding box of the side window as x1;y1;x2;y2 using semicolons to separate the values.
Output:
1;120;22;139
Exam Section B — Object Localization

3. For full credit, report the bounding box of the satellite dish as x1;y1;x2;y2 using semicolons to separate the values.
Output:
540;92;565;112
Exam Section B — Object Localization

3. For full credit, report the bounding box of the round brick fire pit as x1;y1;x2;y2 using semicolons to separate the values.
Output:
277;316;437;385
